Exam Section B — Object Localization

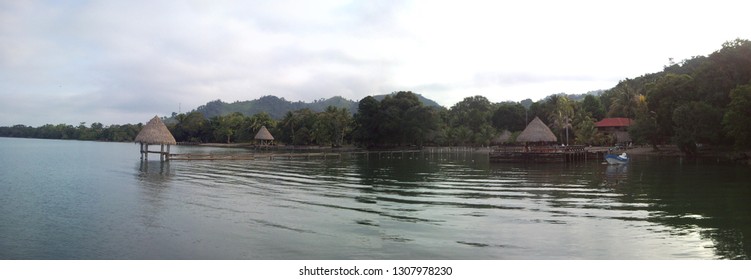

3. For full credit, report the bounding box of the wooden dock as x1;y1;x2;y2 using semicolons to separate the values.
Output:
169;152;343;161
169;153;257;160
489;145;592;163
164;146;608;163
167;148;455;161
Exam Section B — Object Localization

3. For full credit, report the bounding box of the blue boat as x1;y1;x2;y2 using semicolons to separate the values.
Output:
605;153;629;164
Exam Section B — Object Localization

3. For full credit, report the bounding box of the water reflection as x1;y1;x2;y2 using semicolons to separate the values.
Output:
137;160;172;179
623;158;751;259
135;161;173;230
131;153;751;259
603;164;628;187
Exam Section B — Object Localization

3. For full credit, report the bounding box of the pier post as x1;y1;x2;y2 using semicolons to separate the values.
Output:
166;144;171;161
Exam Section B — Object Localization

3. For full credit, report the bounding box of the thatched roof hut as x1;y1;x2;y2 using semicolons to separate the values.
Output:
135;116;176;145
254;126;274;145
516;116;557;143
491;130;513;145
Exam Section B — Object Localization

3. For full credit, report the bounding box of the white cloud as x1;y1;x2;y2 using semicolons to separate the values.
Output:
1;0;750;126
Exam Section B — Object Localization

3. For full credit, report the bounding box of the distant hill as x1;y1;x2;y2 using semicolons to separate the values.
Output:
372;93;442;108
533;90;605;103
188;93;443;120
566;90;605;101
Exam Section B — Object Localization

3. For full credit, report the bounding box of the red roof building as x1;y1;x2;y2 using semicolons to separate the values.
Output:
595;118;634;144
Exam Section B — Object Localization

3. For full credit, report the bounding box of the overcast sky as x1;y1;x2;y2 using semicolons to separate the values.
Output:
2;0;750;126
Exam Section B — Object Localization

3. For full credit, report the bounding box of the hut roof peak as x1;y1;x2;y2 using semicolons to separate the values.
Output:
516;116;557;143
254;125;274;141
135;116;177;145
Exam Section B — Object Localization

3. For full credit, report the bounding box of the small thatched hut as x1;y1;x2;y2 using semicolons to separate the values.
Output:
516;117;557;143
135;116;177;161
254;126;274;146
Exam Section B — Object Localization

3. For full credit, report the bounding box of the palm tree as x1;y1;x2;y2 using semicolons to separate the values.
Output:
548;96;574;145
609;79;641;118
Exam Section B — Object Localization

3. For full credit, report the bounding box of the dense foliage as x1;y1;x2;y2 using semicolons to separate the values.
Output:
3;39;751;155
0;122;143;142
188;93;441;120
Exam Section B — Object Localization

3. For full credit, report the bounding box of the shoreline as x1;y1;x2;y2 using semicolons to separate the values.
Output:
178;141;751;164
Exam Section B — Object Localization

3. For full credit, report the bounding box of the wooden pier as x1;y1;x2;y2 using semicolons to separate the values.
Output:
162;146;608;163
168;148;454;161
169;152;343;161
489;145;591;163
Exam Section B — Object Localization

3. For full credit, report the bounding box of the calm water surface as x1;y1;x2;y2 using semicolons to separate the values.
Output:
1;137;749;259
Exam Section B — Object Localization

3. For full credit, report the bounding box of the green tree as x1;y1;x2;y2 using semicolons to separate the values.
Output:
352;96;381;147
279;109;318;145
547;95;574;145
573;115;597;145
171;111;209;142
405;105;442;147
607;79;642;118
646;73;696;143
313;106;352;147
672;102;723;156
723;84;751;149
211;112;244;143
353;91;441;147
448;95;495;146
629;110;659;149
492;102;526;132
379;91;422;146
693;39;751;108
581;95;605;120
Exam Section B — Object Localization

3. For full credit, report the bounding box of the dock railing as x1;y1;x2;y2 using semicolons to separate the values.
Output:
492;145;585;153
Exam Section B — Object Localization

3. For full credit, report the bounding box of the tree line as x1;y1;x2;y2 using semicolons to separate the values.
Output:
0;122;143;142
2;39;750;155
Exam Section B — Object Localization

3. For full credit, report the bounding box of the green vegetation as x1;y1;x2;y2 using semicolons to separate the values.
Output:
3;39;751;156
0;122;143;142
188;93;441;120
353;91;443;147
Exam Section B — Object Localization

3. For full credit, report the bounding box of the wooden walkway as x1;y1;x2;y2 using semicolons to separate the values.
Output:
165;146;604;162
489;145;591;163
167;147;482;161
169;152;344;161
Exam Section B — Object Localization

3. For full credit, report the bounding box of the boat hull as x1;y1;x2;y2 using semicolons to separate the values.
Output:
605;154;628;164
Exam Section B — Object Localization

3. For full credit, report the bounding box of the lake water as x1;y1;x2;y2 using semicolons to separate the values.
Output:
1;137;749;259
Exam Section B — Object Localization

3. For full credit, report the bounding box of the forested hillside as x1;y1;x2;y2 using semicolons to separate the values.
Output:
603;39;751;155
187;92;442;120
191;95;359;120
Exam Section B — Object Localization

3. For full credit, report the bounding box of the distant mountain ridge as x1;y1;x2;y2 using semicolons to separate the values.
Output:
189;93;443;120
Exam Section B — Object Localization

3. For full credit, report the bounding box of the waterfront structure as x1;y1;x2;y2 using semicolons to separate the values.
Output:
135;116;177;161
254;126;274;146
490;116;587;162
516;116;558;144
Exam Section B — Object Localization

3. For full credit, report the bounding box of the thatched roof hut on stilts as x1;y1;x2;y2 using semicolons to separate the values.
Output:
254;126;274;146
135;116;177;161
